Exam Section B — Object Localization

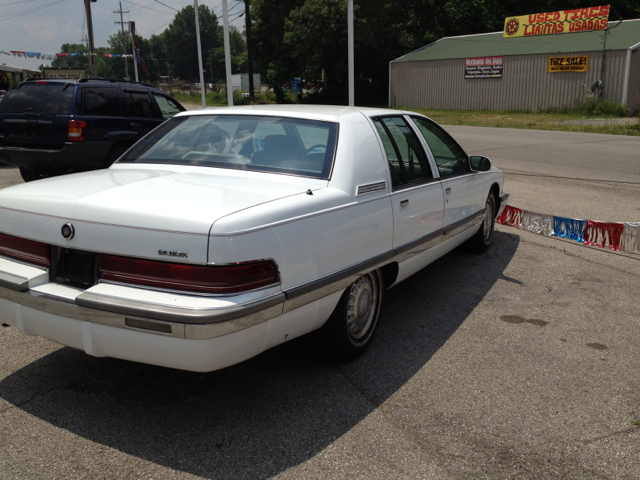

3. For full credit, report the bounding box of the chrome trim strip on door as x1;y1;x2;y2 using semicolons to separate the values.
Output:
443;211;483;237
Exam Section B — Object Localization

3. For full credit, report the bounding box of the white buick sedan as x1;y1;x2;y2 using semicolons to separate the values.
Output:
0;105;507;372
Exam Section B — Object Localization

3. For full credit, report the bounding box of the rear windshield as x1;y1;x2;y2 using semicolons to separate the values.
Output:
0;82;74;114
118;114;339;179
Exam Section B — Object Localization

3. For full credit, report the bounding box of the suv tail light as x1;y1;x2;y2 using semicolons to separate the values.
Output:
0;232;52;268
68;119;86;142
98;255;279;295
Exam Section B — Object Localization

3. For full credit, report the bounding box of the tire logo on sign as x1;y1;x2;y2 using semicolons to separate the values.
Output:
61;223;75;240
505;18;519;35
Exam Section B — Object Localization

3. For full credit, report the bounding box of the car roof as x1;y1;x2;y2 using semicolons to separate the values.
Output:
176;104;404;122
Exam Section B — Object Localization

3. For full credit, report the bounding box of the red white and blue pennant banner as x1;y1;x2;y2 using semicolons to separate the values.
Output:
497;205;640;254
1;50;133;60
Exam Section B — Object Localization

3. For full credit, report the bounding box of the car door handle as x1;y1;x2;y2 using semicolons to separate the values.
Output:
130;123;141;127
400;199;409;210
445;187;452;195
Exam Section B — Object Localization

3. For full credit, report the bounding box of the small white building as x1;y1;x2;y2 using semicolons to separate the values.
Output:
231;73;261;92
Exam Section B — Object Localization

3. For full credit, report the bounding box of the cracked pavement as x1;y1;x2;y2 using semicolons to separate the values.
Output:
1;127;640;479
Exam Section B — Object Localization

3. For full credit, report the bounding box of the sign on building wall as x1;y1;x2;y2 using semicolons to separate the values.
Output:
504;5;609;38
43;69;85;79
465;57;503;79
548;56;589;72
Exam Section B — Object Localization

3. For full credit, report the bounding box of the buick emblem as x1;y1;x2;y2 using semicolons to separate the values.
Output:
61;223;75;240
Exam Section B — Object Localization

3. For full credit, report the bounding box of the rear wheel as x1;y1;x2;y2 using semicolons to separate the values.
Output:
105;145;130;167
19;167;47;183
318;269;384;360
466;191;496;253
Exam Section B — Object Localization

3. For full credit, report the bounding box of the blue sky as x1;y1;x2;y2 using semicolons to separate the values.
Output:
0;0;246;71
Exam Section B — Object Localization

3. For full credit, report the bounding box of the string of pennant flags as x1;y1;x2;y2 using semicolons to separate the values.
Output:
2;46;149;76
1;50;133;60
497;205;640;254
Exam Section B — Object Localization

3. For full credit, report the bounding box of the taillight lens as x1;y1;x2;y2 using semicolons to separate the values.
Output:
0;232;51;268
98;255;279;295
68;119;86;142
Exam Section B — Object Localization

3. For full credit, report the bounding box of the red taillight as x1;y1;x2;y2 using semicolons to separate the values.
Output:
36;80;47;85
0;232;51;268
98;255;279;295
68;119;86;142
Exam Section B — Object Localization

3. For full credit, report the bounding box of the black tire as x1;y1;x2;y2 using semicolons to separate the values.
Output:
466;191;496;253
105;145;130;167
318;269;384;361
19;167;47;183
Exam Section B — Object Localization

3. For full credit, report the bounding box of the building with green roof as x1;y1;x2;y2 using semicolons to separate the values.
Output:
389;19;640;112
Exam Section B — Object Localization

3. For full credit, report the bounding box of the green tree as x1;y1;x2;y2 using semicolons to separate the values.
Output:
208;26;247;83
163;4;220;81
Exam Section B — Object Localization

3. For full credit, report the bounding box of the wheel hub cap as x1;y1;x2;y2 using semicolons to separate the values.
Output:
347;273;378;340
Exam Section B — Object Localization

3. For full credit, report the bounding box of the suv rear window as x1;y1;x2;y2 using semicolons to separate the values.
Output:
0;82;74;114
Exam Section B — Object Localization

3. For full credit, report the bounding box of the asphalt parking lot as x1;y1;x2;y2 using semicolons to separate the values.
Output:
1;127;639;479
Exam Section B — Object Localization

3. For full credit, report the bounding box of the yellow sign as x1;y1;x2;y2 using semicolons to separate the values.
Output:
504;5;609;38
548;56;589;72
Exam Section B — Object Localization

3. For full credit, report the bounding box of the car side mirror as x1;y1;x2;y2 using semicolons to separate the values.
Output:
469;155;491;172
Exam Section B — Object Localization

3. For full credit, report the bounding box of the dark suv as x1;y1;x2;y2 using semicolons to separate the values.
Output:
0;78;186;182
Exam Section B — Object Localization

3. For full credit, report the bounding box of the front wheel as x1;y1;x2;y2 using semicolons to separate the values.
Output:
318;269;384;361
466;191;496;253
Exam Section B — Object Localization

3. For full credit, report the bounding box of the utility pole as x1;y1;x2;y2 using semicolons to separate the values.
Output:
348;0;354;106
194;0;206;108
222;0;233;106
130;21;139;82
83;0;97;77
115;2;130;79
243;0;254;98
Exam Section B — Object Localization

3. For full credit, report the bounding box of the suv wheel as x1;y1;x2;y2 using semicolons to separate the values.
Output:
19;167;47;183
105;145;130;167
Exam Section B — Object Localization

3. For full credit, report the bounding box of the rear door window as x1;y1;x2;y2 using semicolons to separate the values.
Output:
126;91;156;118
373;116;434;189
82;87;121;116
0;82;74;114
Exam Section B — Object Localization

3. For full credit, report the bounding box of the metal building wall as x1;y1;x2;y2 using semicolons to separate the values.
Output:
390;50;628;111
626;50;640;112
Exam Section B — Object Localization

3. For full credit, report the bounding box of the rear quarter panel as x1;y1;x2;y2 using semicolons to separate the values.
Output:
208;112;394;291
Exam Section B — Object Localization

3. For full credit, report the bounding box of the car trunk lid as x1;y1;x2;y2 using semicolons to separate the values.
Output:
0;166;325;264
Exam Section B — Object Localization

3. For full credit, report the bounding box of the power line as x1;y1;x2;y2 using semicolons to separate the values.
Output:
123;0;173;14
0;0;44;8
154;0;177;12
0;0;66;22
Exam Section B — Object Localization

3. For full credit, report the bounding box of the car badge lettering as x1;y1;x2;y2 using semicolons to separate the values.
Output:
158;250;188;258
61;223;75;240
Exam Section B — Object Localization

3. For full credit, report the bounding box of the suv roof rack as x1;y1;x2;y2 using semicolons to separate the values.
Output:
78;77;155;88
21;77;155;88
